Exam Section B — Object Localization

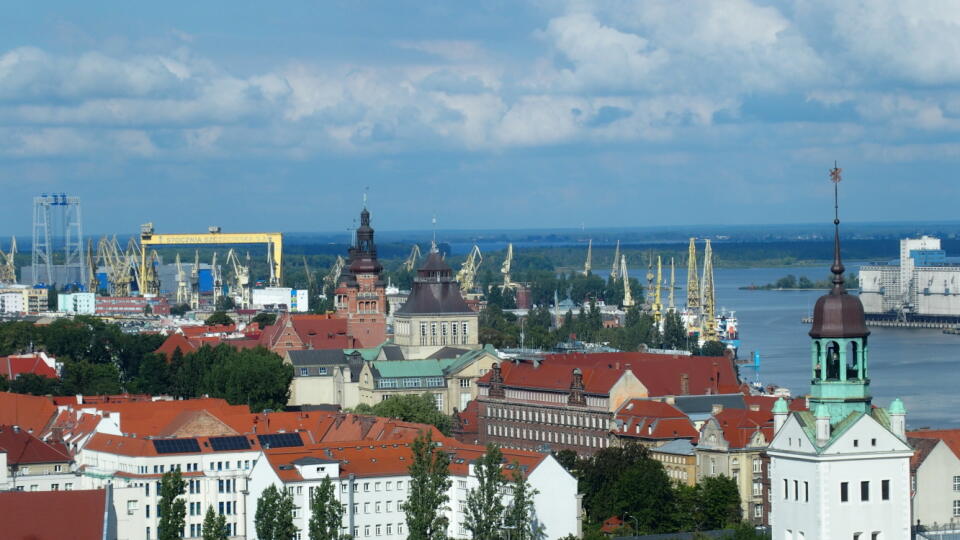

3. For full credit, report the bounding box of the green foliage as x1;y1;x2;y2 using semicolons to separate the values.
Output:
204;311;234;326
8;373;59;395
158;469;187;540
252;312;278;328
308;476;344;540
215;295;236;311
464;444;506;540
255;484;298;540
59;360;122;395
202;506;228;540
698;341;728;357
504;466;541;540
404;430;452;540
749;272;858;290
365;393;452;435
192;345;293;412
697;476;742;528
129;353;171;395
170;303;191;317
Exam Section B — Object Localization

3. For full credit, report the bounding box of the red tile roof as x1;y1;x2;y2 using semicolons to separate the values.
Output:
0;392;57;435
0;489;108;539
154;333;263;361
543;352;741;396
258;313;355;353
0;424;71;465
73;398;249;437
711;408;774;449
909;429;960;461
0;353;58;380
478;361;628;395
614;399;698;441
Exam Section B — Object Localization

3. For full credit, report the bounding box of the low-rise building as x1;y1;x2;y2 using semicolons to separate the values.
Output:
0;291;25;314
650;438;697;486
0;424;76;492
0;285;48;313
247;439;579;540
0;488;116;539
286;349;364;409
610;398;698;447
58;291;96;314
908;429;960;527
0;352;60;381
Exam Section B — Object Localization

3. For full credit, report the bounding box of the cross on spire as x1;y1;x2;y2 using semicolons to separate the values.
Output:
830;162;845;290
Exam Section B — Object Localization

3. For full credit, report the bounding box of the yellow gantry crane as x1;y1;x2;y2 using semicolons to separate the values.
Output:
701;239;717;340
138;223;282;295
323;255;345;295
652;255;663;324
225;248;251;308
501;243;518;291
456;244;482;294
686;237;701;335
610;240;621;282
669;257;676;311
403;244;421;272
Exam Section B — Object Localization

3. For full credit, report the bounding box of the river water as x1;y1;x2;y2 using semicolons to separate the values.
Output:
693;264;960;429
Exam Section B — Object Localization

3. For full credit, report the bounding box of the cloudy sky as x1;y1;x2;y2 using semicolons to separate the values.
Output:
1;1;959;235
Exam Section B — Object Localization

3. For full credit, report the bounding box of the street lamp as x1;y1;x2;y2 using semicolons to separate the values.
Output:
624;514;639;535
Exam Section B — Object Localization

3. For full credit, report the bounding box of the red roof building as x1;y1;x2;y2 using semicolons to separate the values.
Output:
258;313;356;356
0;392;57;435
0;352;59;380
0;489;112;539
0;424;71;467
612;399;699;444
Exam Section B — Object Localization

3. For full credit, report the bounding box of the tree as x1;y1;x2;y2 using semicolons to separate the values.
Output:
215;295;236;311
504;465;540;540
158;469;187;540
202;506;228;540
170;303;191;317
204;311;234;326
308;476;344;540
130;353;170;395
464;444;506;540
369;393;452;434
193;345;293;412
404;430;452;540
252;312;278;328
698;475;741;528
255;484;298;540
59;360;122;395
8;373;59;395
699;341;728;357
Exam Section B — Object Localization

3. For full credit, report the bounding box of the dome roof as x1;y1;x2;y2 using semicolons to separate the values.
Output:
809;217;870;339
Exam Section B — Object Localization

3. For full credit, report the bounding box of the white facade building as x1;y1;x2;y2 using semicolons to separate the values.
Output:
247;441;579;540
769;219;912;540
251;287;309;312
58;292;96;314
0;292;24;314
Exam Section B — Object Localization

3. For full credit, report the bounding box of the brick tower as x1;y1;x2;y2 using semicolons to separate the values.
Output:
334;206;386;348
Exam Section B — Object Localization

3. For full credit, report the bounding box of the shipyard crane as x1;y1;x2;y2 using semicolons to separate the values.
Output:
652;255;663;324
403;244;422;272
211;252;222;307
267;241;279;287
701;239;717;340
621;254;634;308
323;255;345;295
303;256;315;291
668;257;676;311
175;253;190;305
190;250;200;310
610;240;621;282
501;243;518;290
86;239;99;293
685;238;701;335
0;237;17;284
582;239;592;276
97;237;127;297
645;254;655;309
456;244;482;294
226;248;251;308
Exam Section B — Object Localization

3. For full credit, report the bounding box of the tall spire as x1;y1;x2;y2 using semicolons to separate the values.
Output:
830;162;845;292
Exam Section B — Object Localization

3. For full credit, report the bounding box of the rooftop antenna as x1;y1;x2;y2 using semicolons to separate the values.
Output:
363;186;369;209
431;215;438;253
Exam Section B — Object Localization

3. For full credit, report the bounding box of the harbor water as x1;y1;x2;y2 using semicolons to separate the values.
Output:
712;264;960;429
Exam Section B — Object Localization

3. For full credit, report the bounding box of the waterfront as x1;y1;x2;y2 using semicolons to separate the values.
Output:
712;264;960;429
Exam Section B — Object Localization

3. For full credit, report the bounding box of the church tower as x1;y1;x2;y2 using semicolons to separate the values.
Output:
334;205;386;348
768;166;912;540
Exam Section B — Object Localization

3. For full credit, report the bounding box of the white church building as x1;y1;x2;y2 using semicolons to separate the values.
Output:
768;185;913;540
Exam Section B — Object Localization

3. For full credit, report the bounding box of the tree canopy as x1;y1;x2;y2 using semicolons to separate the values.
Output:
403;430;452;540
353;393;451;435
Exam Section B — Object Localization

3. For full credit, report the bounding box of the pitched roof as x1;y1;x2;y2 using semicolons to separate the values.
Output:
0;489;108;539
0;353;58;379
651;438;696;456
907;436;942;472
370;359;459;378
0;392;57;435
711;407;774;449
909;429;960;461
543;352;741;396
426;346;468;360
0;425;71;465
74;398;249;437
288;349;349;366
260;313;354;351
478;361;628;395
614;399;698;441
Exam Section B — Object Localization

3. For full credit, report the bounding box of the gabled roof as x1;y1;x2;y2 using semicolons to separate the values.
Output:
909;429;960;462
907;436;942;472
614;399;698;441
709;408;774;449
0;353;58;379
288;349;349;366
0;424;71;465
370;358;459;379
260;313;354;351
0;392;57;435
427;346;469;360
74;397;249;437
0;489;109;539
542;352;741;396
478;361;628;395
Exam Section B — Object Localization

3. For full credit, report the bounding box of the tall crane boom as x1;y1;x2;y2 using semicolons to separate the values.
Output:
701;239;717;340
456;244;482;293
610;240;621;281
403;245;421;272
175;253;190;305
501;243;516;289
686;237;700;311
669;257;676;311
582;239;592;276
85;239;98;293
653;255;663;324
621;254;634;308
0;237;18;284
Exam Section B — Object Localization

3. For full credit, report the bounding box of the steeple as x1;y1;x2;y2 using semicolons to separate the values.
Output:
808;164;871;424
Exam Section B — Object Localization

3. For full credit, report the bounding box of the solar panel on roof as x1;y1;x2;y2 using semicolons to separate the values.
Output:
153;438;201;454
209;436;251;452
257;432;303;449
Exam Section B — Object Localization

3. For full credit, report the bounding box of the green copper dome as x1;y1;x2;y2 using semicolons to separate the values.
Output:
889;398;907;415
773;397;789;414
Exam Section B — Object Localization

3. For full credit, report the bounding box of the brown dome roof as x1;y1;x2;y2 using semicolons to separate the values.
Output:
809;215;869;339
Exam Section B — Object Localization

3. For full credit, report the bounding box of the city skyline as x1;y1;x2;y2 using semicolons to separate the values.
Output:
2;1;959;235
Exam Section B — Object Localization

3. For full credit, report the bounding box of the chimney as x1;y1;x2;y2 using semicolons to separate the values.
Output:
680;374;689;396
665;396;675;405
815;404;831;446
749;404;760;412
711;404;724;416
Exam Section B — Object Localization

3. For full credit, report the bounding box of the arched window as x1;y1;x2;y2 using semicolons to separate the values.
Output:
846;341;859;380
826;341;841;380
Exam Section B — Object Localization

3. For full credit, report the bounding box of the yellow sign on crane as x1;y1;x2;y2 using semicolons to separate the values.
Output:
138;223;283;295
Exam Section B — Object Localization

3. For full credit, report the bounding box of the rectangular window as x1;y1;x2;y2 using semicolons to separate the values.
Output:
954;476;960;491
300;368;308;376
861;481;870;501
805;481;809;502
841;482;849;502
954;500;960;517
319;367;328;375
783;479;788;500
882;480;890;501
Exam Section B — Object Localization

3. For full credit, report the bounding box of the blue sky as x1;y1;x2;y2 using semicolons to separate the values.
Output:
1;1;959;236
